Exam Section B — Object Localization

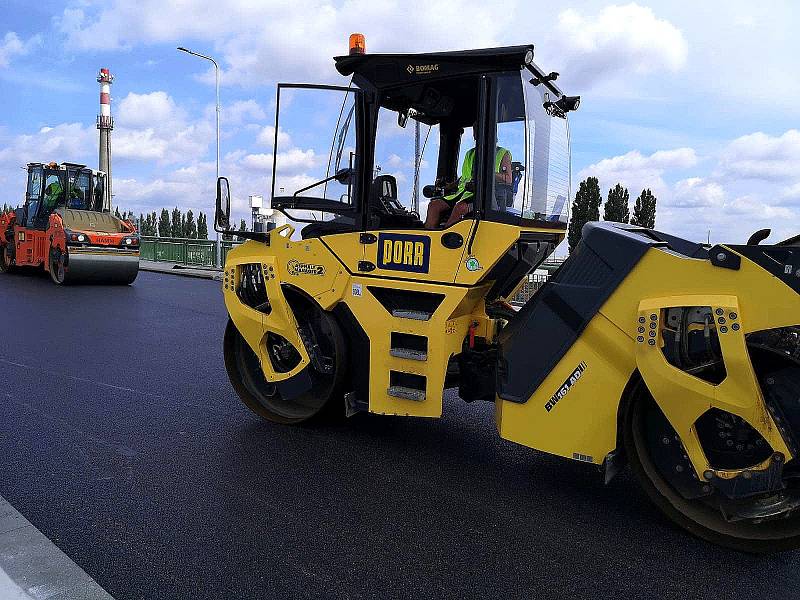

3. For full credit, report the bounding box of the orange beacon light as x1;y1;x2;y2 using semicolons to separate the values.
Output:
349;33;366;55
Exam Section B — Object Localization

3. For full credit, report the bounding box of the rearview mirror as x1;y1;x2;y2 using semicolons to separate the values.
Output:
334;167;354;185
398;109;409;129
215;176;231;231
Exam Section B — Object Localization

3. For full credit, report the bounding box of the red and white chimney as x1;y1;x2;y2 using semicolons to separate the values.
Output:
97;67;114;212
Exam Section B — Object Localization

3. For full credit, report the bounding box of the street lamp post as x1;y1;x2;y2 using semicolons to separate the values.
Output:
177;46;222;268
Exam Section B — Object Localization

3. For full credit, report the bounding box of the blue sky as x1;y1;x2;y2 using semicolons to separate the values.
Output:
1;1;799;246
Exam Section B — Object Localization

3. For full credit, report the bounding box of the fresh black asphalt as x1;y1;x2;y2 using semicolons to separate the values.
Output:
0;270;798;599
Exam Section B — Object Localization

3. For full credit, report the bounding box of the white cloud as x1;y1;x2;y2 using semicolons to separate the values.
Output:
719;130;800;181
221;100;267;126
550;3;688;88
118;91;180;128
671;177;725;208
782;182;800;200
241;147;316;173
241;153;273;171
256;126;290;148
114;129;169;160
579;147;697;195
114;91;213;163
0;123;95;168
0;32;41;68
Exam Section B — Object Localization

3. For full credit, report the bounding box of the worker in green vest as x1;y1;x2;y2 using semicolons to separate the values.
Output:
424;124;512;229
42;180;64;212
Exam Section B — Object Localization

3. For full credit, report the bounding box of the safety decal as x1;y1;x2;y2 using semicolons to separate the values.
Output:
287;259;325;276
377;233;431;274
465;256;482;272
545;361;587;413
352;283;363;297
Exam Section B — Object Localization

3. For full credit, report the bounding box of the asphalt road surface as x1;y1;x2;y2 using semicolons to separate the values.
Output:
1;270;798;600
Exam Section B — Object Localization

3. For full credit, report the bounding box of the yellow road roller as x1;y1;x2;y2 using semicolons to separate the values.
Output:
215;39;800;552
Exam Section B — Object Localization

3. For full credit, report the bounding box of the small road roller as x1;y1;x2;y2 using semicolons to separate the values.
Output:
215;38;800;552
0;162;139;285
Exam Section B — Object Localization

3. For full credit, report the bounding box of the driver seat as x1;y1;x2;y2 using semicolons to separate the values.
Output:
370;174;422;228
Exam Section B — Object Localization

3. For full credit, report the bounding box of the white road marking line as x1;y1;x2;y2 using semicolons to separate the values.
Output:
0;358;137;393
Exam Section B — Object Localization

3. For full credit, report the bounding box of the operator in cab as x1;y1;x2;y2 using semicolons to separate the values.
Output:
424;124;512;229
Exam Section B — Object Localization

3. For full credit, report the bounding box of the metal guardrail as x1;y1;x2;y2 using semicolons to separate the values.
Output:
511;273;549;306
141;236;559;305
140;237;242;267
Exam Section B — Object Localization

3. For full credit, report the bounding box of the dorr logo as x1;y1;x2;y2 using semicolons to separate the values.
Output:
287;259;325;276
377;233;431;274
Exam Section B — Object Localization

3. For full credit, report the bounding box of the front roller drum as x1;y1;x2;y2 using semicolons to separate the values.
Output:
624;377;800;553
223;303;347;425
50;249;139;285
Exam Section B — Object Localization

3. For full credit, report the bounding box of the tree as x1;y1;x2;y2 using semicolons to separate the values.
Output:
603;183;630;223
185;210;197;239
631;188;657;229
158;209;171;237
171;207;183;238
567;177;602;252
140;213;157;236
197;212;209;240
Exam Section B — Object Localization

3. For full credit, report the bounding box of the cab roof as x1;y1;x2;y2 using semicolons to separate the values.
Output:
334;44;563;96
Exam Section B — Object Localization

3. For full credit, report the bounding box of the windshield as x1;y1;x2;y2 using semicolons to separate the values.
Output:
488;71;570;225
66;168;102;211
521;72;570;224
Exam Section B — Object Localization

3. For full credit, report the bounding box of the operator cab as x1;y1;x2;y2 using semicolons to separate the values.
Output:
265;43;577;240
22;162;106;229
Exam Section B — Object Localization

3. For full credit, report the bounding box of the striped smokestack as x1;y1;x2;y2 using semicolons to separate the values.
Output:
97;67;114;212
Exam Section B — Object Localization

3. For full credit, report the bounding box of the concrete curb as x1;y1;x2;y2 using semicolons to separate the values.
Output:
139;260;222;281
0;496;113;600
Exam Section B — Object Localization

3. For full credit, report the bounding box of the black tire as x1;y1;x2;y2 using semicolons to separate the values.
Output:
223;308;347;425
49;250;67;285
0;243;15;273
624;380;800;553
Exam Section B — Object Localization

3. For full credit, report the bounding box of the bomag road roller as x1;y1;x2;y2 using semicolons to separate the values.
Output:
0;162;139;284
214;38;800;552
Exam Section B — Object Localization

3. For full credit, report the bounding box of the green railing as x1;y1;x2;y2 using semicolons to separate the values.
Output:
140;237;242;268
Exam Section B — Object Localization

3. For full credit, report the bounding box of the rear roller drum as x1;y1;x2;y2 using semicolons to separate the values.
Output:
0;244;15;273
49;250;67;285
223;304;347;425
624;367;800;553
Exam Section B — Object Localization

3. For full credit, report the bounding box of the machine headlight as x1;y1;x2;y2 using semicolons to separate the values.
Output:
524;49;534;65
123;237;139;246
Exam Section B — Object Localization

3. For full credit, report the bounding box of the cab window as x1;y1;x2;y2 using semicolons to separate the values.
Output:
66;169;94;210
271;85;359;220
373;108;440;220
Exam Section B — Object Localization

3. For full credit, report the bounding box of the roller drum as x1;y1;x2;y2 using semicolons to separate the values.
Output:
63;249;139;284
